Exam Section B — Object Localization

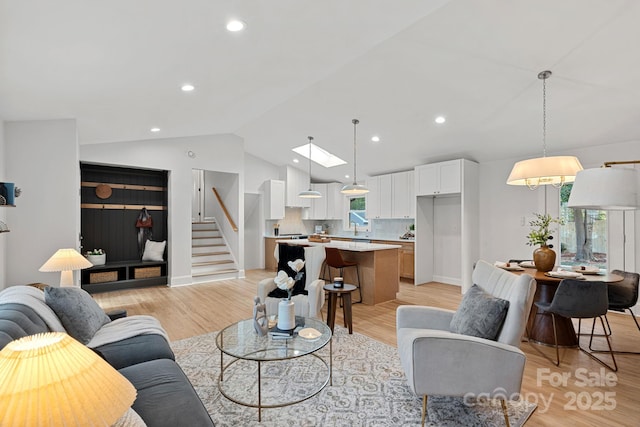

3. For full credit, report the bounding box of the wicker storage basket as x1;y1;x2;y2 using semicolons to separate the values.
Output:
134;266;162;279
89;271;117;284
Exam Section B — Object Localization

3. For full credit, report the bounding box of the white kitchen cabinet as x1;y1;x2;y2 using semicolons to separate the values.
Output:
326;183;344;220
308;183;327;219
415;159;461;196
263;179;285;220
366;175;392;219
280;166;310;208
414;159;479;292
392;170;415;218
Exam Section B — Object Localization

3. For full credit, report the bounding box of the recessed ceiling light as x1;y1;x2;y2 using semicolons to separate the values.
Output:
226;20;245;32
181;84;195;92
150;127;161;132
435;116;446;124
371;136;380;143
292;142;347;168
345;174;350;179
293;158;299;163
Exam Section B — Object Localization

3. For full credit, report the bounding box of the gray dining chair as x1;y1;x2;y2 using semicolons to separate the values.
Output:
589;269;640;355
528;279;617;371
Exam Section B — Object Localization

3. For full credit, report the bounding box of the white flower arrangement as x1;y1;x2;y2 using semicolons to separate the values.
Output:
288;259;305;273
274;259;305;300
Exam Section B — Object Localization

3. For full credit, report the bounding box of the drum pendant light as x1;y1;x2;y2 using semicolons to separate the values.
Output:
341;119;369;195
299;136;322;198
507;71;583;189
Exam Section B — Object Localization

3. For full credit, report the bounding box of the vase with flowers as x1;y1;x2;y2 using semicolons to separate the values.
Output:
527;213;563;272
274;259;305;330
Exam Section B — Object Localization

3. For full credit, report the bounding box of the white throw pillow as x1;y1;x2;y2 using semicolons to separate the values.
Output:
142;240;166;261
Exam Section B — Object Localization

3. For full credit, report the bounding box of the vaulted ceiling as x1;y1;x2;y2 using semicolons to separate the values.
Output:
2;0;640;182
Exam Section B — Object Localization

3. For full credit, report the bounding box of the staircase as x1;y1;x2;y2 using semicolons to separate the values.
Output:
191;220;239;283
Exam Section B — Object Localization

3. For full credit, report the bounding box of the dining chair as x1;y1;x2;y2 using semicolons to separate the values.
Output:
528;279;617;371
589;269;640;355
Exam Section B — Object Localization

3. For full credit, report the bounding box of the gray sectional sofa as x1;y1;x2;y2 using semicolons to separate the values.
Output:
0;285;214;427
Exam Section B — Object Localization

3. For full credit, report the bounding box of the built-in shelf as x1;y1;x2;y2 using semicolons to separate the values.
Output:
81;260;168;293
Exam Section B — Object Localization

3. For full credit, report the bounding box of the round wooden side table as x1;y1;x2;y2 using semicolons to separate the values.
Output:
323;283;357;334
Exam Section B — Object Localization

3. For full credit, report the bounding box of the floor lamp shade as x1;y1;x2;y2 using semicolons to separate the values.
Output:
568;167;639;210
507;156;583;187
0;332;136;427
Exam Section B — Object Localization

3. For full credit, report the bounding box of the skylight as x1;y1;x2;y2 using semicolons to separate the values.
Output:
292;143;347;168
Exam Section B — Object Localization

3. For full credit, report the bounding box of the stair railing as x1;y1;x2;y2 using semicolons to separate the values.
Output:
211;187;238;232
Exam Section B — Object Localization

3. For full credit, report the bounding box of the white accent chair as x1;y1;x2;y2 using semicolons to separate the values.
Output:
257;245;326;318
396;260;536;426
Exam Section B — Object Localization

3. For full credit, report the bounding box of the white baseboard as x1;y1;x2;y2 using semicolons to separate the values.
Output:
169;275;193;287
433;275;461;286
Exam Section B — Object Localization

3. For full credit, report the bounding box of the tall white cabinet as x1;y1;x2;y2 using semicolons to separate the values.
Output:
414;159;479;292
280;166;310;208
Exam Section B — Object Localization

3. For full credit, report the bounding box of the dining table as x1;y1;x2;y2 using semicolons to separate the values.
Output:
512;267;623;347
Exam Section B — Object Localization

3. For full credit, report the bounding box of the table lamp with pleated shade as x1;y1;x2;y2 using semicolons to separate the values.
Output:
0;332;137;427
39;248;93;287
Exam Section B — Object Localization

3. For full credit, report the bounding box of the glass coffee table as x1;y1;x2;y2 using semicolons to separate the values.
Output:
216;317;332;421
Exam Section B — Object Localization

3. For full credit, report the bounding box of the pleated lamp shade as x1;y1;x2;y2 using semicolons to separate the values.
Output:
39;248;94;286
0;332;137;427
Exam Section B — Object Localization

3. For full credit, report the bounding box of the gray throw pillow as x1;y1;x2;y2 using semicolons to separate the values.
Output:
44;287;111;344
449;284;509;341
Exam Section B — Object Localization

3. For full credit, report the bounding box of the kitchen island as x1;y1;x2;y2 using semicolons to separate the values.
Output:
276;239;400;305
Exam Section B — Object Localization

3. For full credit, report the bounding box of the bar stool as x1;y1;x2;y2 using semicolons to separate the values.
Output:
323;247;362;303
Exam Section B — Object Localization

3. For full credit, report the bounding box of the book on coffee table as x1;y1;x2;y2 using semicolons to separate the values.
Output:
269;317;306;337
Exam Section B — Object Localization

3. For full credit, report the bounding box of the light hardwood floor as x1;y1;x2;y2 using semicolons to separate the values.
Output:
93;270;639;427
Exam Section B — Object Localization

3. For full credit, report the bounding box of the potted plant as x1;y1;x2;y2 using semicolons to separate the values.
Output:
85;249;106;266
526;213;563;272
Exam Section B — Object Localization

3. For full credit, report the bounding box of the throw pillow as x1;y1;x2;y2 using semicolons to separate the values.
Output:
142;240;166;261
449;284;510;340
268;245;308;299
44;287;111;344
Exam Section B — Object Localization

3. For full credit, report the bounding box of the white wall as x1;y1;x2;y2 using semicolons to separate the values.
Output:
243;153;282;269
244;153;280;194
478;140;640;272
81;133;244;286
4;119;80;287
203;170;241;272
0;120;6;288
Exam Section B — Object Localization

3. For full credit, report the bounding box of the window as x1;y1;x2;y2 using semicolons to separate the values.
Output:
559;184;608;268
345;196;369;231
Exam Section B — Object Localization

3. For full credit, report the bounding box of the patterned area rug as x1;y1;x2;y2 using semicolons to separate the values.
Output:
171;327;536;426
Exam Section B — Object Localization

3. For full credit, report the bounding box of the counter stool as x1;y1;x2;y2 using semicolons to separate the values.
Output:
323;247;362;303
323;283;357;334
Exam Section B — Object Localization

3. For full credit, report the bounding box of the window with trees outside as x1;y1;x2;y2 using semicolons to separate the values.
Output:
346;196;369;231
560;184;608;268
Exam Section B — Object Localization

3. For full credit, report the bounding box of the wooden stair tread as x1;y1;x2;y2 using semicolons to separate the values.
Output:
192;243;226;248
192;260;234;267
192;268;238;277
192;236;222;240
192;251;230;257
